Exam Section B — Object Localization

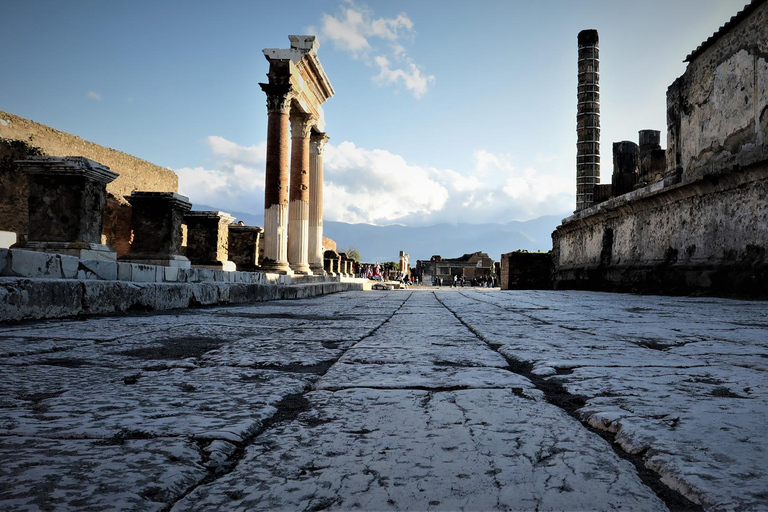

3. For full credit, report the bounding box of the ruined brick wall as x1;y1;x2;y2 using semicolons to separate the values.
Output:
0;139;40;236
666;1;768;182
553;2;768;296
0;110;178;255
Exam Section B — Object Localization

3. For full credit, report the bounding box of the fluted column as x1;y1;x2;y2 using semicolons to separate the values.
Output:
288;112;313;274
259;83;293;274
308;131;329;275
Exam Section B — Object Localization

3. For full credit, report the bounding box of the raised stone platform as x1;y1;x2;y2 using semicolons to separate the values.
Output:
0;248;367;322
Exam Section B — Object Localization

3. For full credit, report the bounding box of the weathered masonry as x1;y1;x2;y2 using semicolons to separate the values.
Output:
552;0;768;295
260;36;334;275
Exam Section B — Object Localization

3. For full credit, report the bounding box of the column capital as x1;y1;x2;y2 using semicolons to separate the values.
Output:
259;83;293;114
310;131;330;155
290;112;314;138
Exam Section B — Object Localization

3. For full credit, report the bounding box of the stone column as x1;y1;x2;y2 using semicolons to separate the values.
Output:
287;112;313;274
259;83;293;274
121;192;192;268
309;132;329;275
184;211;236;271
15;156;118;260
228;225;262;272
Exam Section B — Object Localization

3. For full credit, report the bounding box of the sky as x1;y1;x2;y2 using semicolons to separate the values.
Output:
1;0;749;227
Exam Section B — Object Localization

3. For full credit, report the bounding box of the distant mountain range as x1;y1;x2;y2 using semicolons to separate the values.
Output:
195;205;567;263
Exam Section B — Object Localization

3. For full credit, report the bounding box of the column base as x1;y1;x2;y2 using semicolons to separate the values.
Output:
310;264;325;276
192;260;237;272
260;259;293;275
290;263;313;275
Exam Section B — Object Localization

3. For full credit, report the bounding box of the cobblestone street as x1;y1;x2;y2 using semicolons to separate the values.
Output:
1;289;767;511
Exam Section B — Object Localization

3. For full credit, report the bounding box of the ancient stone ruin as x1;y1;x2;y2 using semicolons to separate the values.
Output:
260;36;334;275
552;0;768;295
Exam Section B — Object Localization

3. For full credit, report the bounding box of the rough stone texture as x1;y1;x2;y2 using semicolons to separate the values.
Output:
553;2;768;296
228;226;262;271
0;110;178;255
122;192;191;262
0;277;365;322
184;211;234;267
667;2;768;181
2;289;765;510
500;251;552;290
0;138;41;237
17;157;117;247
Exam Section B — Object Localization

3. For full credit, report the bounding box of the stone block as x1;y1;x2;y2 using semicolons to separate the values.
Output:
131;264;158;283
155;265;164;283
60;254;80;279
164;266;180;282
0;249;7;274
117;262;133;281
77;260;118;281
2;249;62;278
196;269;214;282
0;231;16;249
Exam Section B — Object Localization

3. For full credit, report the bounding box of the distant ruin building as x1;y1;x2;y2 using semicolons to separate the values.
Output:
575;29;600;211
553;0;768;295
0;110;178;255
416;252;495;282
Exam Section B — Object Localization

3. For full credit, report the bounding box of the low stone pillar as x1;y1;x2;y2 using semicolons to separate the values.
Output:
14;156;118;260
121;192;191;268
184;211;236;271
324;250;339;276
228;225;262;272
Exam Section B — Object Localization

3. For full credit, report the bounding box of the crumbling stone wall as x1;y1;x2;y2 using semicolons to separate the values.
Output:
500;251;552;290
0;110;178;255
667;1;768;182
553;1;768;296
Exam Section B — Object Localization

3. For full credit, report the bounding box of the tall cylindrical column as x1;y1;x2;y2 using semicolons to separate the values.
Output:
260;83;292;274
576;29;600;211
308;132;329;275
287;112;313;274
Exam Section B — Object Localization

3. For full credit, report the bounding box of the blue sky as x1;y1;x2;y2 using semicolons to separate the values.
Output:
1;0;748;225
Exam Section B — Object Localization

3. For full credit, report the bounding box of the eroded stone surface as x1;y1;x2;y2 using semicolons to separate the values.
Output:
1;289;766;510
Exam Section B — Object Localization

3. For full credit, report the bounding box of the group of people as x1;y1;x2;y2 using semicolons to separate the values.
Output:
432;274;497;288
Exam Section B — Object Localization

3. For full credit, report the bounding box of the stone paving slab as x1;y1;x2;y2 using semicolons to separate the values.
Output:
1;289;767;510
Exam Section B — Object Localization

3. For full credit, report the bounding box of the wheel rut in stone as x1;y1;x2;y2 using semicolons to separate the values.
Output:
435;291;702;512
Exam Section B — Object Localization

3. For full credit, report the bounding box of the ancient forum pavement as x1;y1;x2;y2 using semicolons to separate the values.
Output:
1;290;767;510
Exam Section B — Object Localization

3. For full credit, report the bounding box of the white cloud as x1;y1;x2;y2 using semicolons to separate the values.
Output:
323;141;449;223
87;91;102;101
374;56;434;99
176;136;574;226
320;1;434;99
176;136;266;214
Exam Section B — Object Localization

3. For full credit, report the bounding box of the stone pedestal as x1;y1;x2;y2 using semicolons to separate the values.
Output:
228;225;263;272
324;250;339;276
184;211;236;271
120;192;191;268
14;156;118;260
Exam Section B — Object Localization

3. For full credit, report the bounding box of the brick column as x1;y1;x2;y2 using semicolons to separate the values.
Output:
259;83;293;274
288;112;313;274
308;132;329;275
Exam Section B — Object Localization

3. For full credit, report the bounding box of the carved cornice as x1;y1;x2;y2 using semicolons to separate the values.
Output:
290;112;314;139
259;83;293;113
310;132;330;155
